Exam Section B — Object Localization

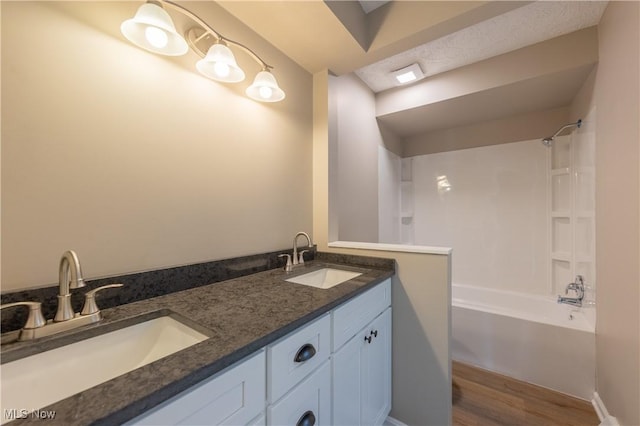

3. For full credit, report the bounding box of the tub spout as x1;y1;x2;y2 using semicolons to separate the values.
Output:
557;295;583;307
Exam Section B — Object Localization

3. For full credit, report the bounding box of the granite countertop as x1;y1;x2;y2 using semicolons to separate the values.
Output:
1;259;393;425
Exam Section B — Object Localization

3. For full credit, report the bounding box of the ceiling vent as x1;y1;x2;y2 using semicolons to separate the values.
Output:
391;63;424;85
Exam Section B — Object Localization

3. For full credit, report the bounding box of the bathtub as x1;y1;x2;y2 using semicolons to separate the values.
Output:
452;283;595;400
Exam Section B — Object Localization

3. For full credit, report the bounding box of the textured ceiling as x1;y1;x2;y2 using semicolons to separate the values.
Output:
377;64;595;137
356;1;607;93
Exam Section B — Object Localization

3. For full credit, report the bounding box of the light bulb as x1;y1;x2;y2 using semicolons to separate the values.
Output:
259;86;273;99
214;62;230;78
145;26;168;49
246;70;285;102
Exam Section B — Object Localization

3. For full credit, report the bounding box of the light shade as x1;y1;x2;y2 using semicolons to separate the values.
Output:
246;70;285;102
121;2;189;56
196;43;245;83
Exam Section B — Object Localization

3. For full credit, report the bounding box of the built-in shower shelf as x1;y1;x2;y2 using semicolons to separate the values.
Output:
575;166;595;173
575;255;594;263
576;211;595;219
551;252;571;261
547;116;595;297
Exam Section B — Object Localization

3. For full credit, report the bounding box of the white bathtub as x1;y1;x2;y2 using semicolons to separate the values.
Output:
452;283;596;400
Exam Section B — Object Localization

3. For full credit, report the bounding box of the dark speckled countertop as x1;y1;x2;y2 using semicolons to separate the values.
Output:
1;258;393;425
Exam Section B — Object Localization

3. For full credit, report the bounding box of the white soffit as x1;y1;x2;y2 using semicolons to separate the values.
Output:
355;1;607;93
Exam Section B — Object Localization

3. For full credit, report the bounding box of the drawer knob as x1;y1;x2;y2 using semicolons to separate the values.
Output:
364;335;372;344
294;343;317;363
370;330;378;338
296;410;316;426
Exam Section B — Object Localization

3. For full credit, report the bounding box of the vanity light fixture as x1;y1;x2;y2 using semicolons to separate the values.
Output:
391;63;425;85
121;0;285;102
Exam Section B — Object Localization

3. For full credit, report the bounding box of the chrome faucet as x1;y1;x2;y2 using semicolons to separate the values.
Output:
557;275;585;307
55;250;87;322
292;232;312;266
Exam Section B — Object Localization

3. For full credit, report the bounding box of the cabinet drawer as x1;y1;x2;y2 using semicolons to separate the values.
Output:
129;350;265;426
267;361;331;426
267;314;330;403
332;279;391;351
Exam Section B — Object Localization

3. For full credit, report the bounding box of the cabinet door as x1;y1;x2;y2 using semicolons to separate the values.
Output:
332;308;392;426
332;326;364;426
129;350;265;426
332;279;391;351
268;361;331;426
361;308;391;426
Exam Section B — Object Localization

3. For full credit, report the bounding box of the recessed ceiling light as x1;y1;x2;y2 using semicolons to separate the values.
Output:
395;71;416;83
391;63;424;85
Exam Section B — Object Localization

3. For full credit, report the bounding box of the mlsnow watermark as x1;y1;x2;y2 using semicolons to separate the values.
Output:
3;409;56;421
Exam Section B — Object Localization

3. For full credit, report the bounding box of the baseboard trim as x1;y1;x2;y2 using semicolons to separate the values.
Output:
592;392;620;426
384;416;408;426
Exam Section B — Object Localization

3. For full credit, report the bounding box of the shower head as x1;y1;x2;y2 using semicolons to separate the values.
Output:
541;119;582;147
542;137;554;147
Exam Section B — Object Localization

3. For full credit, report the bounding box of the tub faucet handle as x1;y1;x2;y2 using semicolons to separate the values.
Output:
559;275;586;307
565;275;585;295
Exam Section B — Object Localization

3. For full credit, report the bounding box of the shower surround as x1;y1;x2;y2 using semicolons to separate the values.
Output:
378;123;596;398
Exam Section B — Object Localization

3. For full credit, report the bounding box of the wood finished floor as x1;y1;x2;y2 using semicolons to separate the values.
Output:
452;361;600;426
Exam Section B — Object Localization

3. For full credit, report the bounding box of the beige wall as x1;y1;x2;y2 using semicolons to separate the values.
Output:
1;1;313;291
331;73;381;243
591;2;640;424
403;107;570;157
315;71;452;425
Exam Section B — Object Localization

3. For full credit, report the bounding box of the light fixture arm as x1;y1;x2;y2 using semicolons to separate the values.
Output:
159;0;273;70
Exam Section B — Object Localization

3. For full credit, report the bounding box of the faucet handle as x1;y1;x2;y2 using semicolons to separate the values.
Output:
298;250;309;265
81;284;123;316
278;254;292;272
566;275;585;295
0;301;46;329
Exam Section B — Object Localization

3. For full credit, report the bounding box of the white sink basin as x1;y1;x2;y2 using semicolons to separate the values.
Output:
1;315;208;423
286;268;362;289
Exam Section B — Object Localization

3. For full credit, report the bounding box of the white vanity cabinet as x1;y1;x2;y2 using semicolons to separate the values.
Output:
332;280;392;426
128;350;266;426
267;314;331;403
266;314;332;425
128;278;392;426
333;308;391;426
267;361;331;425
